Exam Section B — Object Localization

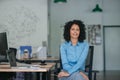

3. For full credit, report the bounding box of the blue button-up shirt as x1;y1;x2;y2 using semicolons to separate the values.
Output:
60;41;89;75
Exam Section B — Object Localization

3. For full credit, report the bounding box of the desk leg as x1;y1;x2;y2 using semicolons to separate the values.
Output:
54;62;58;80
37;71;51;80
47;70;51;80
24;72;32;80
42;72;47;80
37;72;40;80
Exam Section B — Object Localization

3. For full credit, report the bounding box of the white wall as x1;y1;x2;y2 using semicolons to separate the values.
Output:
103;0;120;25
49;0;120;71
0;0;48;53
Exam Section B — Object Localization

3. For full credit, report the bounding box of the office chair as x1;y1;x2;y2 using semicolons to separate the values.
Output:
53;46;98;80
85;46;99;80
0;48;17;80
8;48;17;79
85;46;94;80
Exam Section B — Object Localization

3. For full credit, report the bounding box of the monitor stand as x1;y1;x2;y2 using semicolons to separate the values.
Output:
40;60;47;65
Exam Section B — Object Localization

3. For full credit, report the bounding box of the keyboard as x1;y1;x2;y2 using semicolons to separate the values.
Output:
0;62;9;65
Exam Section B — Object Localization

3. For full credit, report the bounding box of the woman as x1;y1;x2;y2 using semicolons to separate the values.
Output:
58;20;89;80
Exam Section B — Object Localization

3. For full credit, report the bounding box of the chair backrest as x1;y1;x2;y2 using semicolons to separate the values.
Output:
85;46;94;80
7;48;17;67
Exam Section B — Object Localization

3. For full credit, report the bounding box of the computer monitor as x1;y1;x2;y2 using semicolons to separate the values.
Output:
0;32;8;62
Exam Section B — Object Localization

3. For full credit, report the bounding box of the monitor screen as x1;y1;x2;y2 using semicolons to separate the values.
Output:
0;32;8;62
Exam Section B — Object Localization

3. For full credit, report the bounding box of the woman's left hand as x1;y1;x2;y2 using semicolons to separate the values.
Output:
58;71;70;78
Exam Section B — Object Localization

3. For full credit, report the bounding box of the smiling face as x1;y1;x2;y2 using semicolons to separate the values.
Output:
70;24;80;40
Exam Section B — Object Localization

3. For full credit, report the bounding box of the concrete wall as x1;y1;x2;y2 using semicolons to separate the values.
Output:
0;0;48;53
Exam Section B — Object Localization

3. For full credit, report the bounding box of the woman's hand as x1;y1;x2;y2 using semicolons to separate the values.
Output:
58;71;70;78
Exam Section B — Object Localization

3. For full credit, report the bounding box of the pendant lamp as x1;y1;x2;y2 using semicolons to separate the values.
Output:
92;4;103;12
54;0;67;3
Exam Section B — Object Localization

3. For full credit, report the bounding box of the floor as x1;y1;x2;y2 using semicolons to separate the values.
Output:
96;70;120;80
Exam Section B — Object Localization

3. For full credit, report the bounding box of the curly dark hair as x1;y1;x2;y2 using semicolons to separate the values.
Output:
63;20;86;42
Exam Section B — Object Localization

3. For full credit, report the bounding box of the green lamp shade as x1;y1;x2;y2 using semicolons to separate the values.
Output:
54;0;67;3
92;4;103;12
